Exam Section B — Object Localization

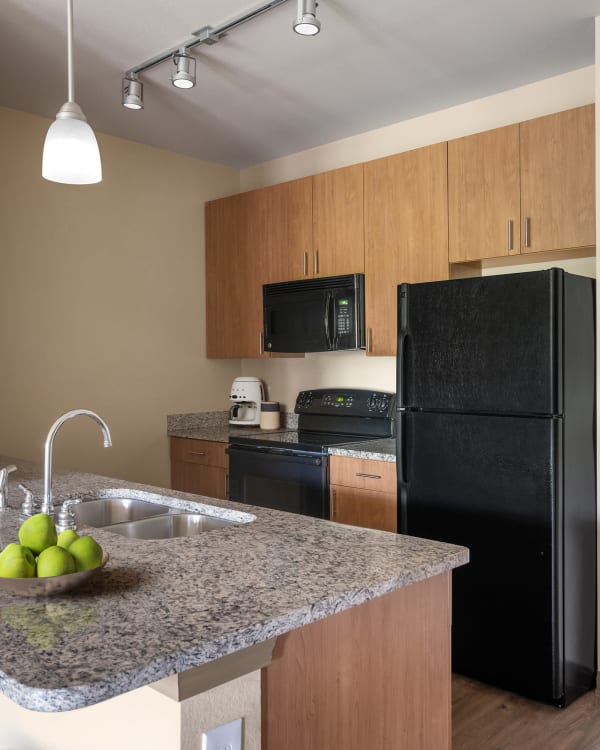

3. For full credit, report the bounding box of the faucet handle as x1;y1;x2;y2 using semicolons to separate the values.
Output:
18;484;39;522
0;465;17;512
56;498;82;533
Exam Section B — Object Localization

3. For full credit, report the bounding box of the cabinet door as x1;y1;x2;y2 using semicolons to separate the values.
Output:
448;124;521;263
171;462;228;500
206;194;255;358
330;485;397;532
249;177;313;283
520;105;595;254
364;142;449;357
312;165;364;277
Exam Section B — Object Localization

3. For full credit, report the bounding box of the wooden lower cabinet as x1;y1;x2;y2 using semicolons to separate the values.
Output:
262;571;452;750
170;437;229;500
329;455;397;532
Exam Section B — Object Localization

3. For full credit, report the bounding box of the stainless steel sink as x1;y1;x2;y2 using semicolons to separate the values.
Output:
101;512;236;539
74;497;171;528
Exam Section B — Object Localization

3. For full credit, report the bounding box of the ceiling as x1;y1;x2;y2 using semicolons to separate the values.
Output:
1;0;599;168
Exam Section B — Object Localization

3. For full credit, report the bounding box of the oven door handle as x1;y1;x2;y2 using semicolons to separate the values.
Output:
227;446;323;465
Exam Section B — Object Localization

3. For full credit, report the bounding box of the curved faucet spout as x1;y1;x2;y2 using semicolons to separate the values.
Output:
43;409;112;516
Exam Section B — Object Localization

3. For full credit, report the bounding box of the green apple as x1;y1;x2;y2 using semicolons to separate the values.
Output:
18;513;57;555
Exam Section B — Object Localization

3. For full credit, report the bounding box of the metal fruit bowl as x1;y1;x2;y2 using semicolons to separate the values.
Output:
0;552;109;597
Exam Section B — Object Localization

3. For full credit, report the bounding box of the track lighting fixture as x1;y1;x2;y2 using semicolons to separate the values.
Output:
122;74;144;110
42;0;102;184
293;0;320;36
122;0;320;112
171;51;196;89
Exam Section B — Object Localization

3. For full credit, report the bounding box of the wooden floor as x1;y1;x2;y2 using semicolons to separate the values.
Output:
452;674;600;750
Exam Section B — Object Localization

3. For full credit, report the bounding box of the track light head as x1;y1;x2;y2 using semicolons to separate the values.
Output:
293;0;320;36
122;75;144;110
171;52;196;89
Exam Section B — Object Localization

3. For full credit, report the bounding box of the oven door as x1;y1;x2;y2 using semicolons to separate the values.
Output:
227;445;329;519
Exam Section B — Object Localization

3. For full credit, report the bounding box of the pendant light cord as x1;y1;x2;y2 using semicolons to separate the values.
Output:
67;0;74;102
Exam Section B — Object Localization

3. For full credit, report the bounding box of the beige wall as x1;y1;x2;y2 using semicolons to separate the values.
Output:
239;67;596;408
0;106;240;487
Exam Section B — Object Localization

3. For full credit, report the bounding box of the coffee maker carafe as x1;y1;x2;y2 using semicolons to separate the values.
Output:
229;377;264;426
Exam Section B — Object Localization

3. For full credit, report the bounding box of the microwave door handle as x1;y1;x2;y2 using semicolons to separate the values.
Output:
331;294;338;348
324;292;333;349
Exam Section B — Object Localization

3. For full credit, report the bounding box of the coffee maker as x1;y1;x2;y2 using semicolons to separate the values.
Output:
229;377;264;426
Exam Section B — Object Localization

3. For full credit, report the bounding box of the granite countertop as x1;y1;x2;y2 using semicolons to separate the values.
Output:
167;412;397;461
167;411;296;442
328;438;397;462
0;456;467;713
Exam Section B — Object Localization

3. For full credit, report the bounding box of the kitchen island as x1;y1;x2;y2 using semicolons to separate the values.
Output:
0;456;467;749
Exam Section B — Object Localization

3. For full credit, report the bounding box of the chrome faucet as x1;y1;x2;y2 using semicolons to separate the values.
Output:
0;465;17;511
42;409;112;517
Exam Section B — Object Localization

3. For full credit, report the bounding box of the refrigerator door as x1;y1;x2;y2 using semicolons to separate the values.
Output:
397;270;562;415
401;411;564;704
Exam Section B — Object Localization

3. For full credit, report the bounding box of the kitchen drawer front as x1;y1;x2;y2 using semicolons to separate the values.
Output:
329;455;396;492
170;437;228;468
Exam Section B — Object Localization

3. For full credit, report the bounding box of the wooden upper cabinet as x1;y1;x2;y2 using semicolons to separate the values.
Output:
252;177;313;283
520;105;595;254
312;164;365;277
206;193;259;358
448;124;521;263
448;105;595;263
364;142;449;357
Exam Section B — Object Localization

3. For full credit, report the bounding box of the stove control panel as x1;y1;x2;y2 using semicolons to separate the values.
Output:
295;389;395;418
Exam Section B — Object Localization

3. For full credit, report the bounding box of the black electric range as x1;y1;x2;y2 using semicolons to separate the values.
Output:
227;388;395;519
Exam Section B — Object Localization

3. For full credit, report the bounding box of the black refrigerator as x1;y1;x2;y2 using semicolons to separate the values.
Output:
396;269;596;707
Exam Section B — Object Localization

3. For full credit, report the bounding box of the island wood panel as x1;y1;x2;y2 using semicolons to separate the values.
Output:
520;105;595;255
312;164;365;277
262;571;451;750
448;124;521;263
330;485;397;532
364;142;449;357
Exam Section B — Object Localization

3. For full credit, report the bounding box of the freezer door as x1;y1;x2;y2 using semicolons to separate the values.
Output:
397;269;562;414
402;411;564;705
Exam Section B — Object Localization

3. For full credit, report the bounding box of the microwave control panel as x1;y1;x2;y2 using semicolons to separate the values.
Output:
295;389;396;418
335;298;353;336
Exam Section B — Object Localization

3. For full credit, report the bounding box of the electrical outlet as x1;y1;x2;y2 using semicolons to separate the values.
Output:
201;718;242;750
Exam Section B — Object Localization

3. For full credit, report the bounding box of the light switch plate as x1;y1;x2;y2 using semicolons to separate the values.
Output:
201;718;242;750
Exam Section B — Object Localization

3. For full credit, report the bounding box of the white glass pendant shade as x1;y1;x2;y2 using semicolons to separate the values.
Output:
42;0;102;184
43;110;102;184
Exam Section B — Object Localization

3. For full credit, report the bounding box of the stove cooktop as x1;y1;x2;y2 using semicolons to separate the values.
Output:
229;429;384;454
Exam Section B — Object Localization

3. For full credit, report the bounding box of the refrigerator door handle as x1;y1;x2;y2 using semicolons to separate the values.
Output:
397;284;410;407
396;411;409;534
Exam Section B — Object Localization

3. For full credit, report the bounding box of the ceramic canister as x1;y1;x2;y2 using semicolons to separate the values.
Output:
260;401;280;430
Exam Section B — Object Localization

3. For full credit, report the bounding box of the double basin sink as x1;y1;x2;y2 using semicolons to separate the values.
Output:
73;490;254;540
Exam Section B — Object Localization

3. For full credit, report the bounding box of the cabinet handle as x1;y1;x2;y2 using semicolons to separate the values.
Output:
331;487;337;518
189;451;206;456
507;219;513;252
259;331;264;355
303;251;309;276
355;472;382;480
313;250;319;275
524;216;530;248
366;327;373;353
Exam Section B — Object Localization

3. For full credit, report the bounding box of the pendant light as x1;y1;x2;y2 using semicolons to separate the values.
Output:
42;0;102;184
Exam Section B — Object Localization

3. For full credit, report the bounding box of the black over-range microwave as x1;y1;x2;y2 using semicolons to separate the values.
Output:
263;274;365;353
